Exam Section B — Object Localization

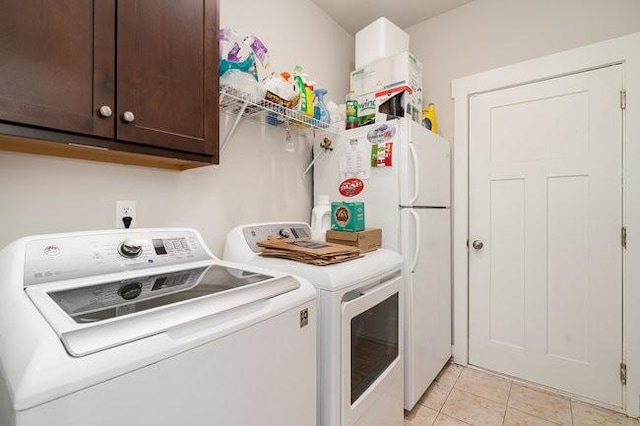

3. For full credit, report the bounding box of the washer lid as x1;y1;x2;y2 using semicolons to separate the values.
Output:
246;248;403;292
27;262;300;357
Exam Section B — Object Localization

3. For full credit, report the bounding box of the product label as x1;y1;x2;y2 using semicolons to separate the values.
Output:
339;178;364;197
334;206;350;226
366;124;396;144
371;142;393;167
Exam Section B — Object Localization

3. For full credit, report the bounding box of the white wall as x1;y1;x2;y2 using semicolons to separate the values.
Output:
0;0;354;255
406;0;640;140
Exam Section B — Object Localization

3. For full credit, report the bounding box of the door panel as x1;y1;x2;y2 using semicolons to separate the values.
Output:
0;0;115;138
402;207;451;409
116;0;218;157
404;120;451;207
469;65;623;406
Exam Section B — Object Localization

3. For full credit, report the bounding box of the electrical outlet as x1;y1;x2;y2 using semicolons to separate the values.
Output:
116;201;137;229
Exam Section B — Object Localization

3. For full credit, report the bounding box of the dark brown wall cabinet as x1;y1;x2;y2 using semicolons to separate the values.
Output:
0;0;219;170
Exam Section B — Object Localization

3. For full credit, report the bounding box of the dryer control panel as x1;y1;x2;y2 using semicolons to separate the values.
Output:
242;223;311;253
24;229;212;287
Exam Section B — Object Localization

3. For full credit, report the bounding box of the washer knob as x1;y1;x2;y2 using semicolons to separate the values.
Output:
118;239;143;258
278;228;292;238
118;282;142;300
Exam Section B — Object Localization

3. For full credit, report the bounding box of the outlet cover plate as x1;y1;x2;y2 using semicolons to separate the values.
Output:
116;200;137;229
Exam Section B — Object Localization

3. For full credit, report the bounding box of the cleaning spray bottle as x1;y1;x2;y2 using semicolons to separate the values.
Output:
313;88;330;126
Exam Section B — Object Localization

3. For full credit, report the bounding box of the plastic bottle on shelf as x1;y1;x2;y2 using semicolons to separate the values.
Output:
310;195;332;241
304;82;315;117
345;90;359;130
422;103;438;133
313;88;330;126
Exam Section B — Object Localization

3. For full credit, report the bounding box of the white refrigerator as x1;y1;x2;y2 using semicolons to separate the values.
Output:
313;117;451;410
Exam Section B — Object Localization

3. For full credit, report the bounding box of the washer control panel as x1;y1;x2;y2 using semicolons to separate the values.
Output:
24;229;211;287
241;223;311;253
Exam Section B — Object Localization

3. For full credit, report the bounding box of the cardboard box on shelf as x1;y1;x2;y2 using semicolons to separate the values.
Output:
355;82;422;126
350;51;422;114
326;228;382;253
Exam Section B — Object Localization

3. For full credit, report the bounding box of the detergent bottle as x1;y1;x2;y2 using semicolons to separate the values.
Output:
422;103;438;133
310;195;331;241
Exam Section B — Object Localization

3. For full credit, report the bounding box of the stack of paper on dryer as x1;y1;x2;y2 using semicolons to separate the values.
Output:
257;237;361;266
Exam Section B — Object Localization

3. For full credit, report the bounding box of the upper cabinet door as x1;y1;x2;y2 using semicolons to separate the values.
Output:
116;0;219;159
0;1;115;138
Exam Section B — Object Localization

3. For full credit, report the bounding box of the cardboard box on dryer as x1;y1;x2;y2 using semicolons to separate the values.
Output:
326;228;382;253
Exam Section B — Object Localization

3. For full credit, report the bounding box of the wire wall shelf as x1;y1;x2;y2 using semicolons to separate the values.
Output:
218;84;338;155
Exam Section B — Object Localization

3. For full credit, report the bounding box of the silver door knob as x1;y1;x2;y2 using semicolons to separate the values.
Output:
99;105;113;117
472;240;484;250
122;111;135;123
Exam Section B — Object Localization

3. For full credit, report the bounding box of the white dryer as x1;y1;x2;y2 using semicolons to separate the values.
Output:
224;222;404;426
0;228;316;426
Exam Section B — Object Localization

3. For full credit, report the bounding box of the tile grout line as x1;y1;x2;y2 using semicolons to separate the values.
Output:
502;381;513;426
437;364;463;424
569;398;574;426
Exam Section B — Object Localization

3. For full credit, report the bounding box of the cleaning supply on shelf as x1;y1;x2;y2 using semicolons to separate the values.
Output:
310;195;332;241
263;71;300;126
220;69;266;98
422;103;438;133
263;71;300;108
313;88;330;126
345;90;359;129
327;101;345;124
293;66;308;114
243;34;270;82
219;28;257;79
304;82;315;117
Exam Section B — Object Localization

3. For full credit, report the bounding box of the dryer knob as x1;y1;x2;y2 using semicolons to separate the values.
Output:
118;282;142;300
278;228;292;238
118;239;143;258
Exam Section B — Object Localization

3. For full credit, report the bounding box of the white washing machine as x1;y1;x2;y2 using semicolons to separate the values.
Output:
0;228;317;426
224;222;404;426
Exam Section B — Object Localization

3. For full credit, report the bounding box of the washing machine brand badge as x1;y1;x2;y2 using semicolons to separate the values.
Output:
338;178;364;197
366;124;396;144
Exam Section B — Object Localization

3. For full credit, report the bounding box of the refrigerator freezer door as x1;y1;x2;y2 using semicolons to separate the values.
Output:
401;207;452;410
400;120;451;207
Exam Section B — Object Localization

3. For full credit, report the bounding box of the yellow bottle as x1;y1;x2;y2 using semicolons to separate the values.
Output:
305;86;314;116
422;103;438;134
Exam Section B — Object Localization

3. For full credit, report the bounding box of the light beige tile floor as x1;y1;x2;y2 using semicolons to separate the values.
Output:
405;363;640;426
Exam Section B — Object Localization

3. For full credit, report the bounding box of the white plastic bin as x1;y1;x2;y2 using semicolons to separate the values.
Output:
355;17;410;68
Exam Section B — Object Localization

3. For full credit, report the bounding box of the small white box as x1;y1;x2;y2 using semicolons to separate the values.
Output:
355;18;410;68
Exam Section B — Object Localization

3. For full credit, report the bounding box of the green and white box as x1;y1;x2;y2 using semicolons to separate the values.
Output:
331;202;365;232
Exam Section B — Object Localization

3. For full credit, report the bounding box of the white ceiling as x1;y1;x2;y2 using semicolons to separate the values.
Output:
310;0;475;35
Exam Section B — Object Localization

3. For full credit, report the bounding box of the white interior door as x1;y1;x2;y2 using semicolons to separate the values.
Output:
469;65;623;406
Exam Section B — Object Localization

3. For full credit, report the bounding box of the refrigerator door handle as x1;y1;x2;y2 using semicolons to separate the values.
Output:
409;143;420;205
409;209;421;273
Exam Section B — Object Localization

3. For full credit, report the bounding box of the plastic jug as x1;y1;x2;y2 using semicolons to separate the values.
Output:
311;195;331;241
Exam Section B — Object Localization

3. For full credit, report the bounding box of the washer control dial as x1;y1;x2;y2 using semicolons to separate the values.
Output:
118;239;144;258
118;282;142;300
278;228;292;238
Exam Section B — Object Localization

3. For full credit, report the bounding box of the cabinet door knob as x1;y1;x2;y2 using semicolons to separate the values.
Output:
122;111;135;123
98;105;113;117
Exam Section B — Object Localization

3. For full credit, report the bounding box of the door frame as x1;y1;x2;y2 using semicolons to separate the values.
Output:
451;31;640;416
